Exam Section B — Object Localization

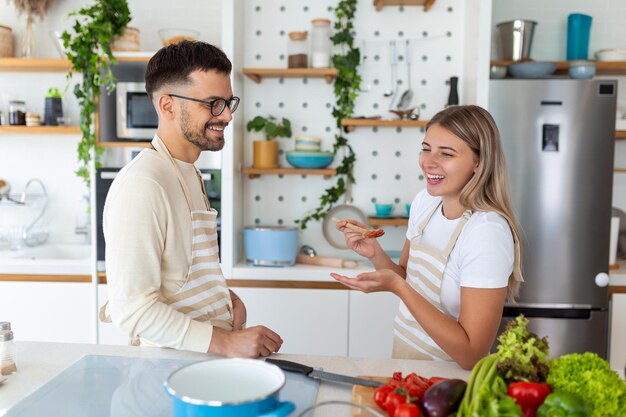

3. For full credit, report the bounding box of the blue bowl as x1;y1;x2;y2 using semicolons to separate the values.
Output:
568;61;596;79
375;203;394;217
286;151;333;169
508;61;557;78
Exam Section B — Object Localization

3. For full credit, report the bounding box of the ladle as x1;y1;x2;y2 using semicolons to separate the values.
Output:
383;40;397;100
396;40;414;109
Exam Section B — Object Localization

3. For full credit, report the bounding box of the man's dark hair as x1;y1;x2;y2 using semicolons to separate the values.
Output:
145;41;232;100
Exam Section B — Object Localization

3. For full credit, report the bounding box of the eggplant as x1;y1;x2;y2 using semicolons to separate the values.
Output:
419;378;467;417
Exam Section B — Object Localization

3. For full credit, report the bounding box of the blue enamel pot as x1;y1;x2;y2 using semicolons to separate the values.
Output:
164;358;295;417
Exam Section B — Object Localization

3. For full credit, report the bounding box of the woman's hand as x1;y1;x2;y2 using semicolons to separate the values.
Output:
335;219;381;259
331;269;405;294
230;291;247;330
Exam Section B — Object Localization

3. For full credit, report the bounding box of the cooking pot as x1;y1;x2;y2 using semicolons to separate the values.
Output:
164;358;295;417
243;226;298;266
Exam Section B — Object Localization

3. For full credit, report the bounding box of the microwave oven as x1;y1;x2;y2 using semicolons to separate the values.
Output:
116;82;158;140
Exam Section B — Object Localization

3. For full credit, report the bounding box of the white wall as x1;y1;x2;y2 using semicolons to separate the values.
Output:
0;0;221;244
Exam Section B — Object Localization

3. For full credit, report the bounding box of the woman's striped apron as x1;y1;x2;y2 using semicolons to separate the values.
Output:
100;137;233;345
392;202;471;361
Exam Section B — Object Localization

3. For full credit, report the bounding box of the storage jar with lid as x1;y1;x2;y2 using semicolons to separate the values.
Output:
0;330;16;375
287;31;308;68
9;100;26;126
311;18;331;68
0;25;14;58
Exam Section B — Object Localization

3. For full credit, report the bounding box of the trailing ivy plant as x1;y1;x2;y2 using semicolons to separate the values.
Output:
61;0;131;187
297;0;360;229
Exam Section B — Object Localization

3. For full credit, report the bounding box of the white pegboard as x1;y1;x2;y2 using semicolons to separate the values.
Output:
240;0;466;257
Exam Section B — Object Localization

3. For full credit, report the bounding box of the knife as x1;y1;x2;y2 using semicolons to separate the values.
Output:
265;358;384;388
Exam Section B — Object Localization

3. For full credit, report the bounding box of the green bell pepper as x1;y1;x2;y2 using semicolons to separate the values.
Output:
536;392;589;417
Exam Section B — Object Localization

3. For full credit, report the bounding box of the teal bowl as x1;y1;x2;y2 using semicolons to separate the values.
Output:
375;203;394;217
286;151;333;169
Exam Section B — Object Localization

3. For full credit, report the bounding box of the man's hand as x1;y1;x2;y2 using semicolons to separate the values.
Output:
230;291;247;330
208;326;283;358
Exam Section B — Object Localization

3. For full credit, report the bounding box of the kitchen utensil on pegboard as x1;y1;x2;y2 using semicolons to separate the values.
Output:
396;40;413;109
383;40;398;109
322;178;368;249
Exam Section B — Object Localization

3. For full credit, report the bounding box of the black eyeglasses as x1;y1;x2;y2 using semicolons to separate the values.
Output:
169;94;240;116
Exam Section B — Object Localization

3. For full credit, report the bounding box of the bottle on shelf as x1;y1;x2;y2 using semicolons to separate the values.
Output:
446;76;459;107
287;31;308;69
310;18;332;68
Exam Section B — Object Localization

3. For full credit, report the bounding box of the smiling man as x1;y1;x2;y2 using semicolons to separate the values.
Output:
102;41;283;358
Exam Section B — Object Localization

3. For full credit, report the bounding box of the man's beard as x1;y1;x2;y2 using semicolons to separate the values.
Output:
179;105;225;151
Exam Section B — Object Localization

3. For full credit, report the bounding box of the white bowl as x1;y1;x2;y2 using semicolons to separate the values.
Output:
490;65;507;79
594;48;626;61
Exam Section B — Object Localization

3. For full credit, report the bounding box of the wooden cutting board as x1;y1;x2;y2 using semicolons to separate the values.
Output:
351;376;391;416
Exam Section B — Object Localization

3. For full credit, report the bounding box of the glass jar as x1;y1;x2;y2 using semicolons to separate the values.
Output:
311;18;332;68
287;31;308;68
0;330;17;375
9;100;26;126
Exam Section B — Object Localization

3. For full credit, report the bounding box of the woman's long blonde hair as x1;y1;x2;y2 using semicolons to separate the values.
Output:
426;105;523;301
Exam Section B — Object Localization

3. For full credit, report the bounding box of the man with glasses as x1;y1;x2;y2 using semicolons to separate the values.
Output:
102;41;283;358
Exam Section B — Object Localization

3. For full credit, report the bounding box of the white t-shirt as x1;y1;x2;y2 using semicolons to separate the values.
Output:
406;190;513;319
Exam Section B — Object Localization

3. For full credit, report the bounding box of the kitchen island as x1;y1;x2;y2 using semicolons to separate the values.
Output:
1;341;470;417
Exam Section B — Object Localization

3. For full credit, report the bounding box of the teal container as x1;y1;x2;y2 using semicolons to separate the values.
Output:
567;13;592;60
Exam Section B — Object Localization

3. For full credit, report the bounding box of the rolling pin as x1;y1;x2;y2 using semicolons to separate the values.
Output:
296;254;358;268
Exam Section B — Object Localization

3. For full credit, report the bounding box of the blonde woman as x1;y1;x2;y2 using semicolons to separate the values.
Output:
332;105;523;369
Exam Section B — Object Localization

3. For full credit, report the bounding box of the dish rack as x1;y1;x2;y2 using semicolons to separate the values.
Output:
0;179;49;249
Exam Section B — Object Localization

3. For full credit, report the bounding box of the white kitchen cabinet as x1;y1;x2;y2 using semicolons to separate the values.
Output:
609;294;626;371
349;291;399;358
96;284;132;346
233;287;349;356
0;281;94;343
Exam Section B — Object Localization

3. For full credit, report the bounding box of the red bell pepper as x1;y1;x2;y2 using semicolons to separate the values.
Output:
507;381;551;417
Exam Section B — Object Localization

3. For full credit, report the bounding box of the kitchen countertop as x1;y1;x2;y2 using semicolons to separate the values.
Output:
1;341;470;417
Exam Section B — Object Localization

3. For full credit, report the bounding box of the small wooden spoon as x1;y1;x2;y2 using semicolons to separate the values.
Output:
332;217;385;238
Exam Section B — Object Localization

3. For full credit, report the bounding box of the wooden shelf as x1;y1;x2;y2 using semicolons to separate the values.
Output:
243;167;336;179
374;0;436;12
368;217;409;227
98;141;151;148
0;125;80;134
616;130;626;139
341;118;428;132
242;68;338;84
490;60;626;75
615;168;626;173
0;56;152;72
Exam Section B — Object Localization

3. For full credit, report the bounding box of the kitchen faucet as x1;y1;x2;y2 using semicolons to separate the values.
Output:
21;178;49;247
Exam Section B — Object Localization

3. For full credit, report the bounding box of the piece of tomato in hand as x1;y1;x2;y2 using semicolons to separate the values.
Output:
395;403;421;417
384;391;407;417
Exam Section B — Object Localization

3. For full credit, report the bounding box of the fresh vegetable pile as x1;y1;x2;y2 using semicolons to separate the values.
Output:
371;315;626;417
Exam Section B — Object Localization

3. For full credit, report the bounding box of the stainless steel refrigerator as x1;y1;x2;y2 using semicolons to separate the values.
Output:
488;79;617;358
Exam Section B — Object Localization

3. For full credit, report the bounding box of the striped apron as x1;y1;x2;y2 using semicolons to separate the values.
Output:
392;202;471;361
100;137;233;345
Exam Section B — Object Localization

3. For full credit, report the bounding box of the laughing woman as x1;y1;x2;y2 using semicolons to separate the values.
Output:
332;105;523;370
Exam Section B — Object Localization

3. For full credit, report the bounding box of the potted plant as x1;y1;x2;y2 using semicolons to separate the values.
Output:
61;0;131;187
246;115;292;169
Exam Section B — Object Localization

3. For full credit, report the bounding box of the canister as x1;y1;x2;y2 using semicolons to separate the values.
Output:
0;25;14;58
243;226;298;267
311;18;331;68
287;31;308;68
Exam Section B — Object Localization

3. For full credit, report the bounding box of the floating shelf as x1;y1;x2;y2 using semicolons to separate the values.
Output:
616;168;626;173
490;60;626;75
0;56;152;72
341;118;429;132
374;0;436;12
243;167;336;179
98;141;151;148
242;68;338;84
0;125;80;134
368;217;409;227
617;130;626;140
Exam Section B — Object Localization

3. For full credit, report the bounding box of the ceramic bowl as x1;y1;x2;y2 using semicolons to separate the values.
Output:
285;151;333;169
374;203;394;217
294;136;322;152
568;60;596;79
508;61;557;78
490;65;507;79
594;48;626;62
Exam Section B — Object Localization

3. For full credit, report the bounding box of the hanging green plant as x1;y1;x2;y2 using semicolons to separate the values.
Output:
297;0;360;229
61;0;131;187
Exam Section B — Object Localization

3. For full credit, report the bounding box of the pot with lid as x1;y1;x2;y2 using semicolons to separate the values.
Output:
243;226;299;267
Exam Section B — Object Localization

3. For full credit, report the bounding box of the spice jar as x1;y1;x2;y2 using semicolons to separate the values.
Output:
9;100;26;126
311;18;332;68
288;31;308;68
0;330;17;375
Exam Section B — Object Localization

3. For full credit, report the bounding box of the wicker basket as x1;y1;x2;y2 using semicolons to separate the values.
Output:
0;25;14;58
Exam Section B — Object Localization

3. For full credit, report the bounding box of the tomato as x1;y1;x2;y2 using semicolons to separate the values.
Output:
384;391;407;417
427;376;447;386
393;371;404;381
374;385;393;409
395;403;421;417
403;380;427;399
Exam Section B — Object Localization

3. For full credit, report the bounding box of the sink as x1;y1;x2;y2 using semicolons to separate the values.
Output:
0;243;92;275
11;243;91;260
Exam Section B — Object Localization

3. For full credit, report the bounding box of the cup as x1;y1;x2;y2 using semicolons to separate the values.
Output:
374;203;394;217
7;226;24;251
405;203;411;217
567;13;592;60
